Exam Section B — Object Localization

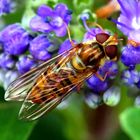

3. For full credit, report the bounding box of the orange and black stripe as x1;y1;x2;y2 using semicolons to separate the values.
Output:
29;42;105;104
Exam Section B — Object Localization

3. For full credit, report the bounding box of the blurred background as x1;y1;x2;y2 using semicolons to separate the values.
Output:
0;0;140;140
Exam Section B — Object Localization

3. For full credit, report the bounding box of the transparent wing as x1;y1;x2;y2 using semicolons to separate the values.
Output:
19;84;77;120
5;46;78;101
19;70;93;121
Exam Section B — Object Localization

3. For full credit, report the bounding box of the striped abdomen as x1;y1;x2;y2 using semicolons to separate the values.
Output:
29;65;78;103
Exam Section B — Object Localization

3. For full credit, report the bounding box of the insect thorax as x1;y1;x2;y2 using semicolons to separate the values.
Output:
78;42;105;66
66;42;105;73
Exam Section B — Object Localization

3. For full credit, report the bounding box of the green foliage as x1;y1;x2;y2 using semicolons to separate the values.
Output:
111;129;131;140
61;97;88;140
120;107;140;140
28;98;88;140
0;90;87;140
0;103;36;140
28;112;68;140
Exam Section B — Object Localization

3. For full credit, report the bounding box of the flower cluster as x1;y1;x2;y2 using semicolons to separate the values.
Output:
114;0;140;104
0;0;15;16
1;0;140;112
0;3;72;89
0;0;11;16
116;0;140;43
30;4;72;37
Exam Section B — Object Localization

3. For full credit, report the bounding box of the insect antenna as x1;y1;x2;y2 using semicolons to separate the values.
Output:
86;22;104;32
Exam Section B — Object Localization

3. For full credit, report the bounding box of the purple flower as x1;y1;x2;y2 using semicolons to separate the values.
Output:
121;69;140;87
80;12;107;42
83;28;104;42
0;0;11;16
80;12;89;21
0;23;30;55
30;4;72;37
0;53;15;69
121;45;140;66
58;39;76;54
29;35;52;61
116;0;140;42
16;56;37;74
99;61;118;79
87;75;109;93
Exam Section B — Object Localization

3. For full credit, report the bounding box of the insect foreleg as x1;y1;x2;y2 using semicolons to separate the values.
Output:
95;72;109;81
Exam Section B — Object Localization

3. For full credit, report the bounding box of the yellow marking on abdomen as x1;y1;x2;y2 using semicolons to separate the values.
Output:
71;55;86;71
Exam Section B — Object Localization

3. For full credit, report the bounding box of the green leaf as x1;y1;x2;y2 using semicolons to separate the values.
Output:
73;0;94;11
0;103;36;140
120;107;140;140
29;94;88;140
26;0;48;9
28;112;68;140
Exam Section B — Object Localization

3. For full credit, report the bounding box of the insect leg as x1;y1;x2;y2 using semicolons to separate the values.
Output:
87;22;104;32
76;82;83;92
95;72;109;81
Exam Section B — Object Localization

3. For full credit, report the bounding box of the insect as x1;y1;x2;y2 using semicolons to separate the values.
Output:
5;30;118;121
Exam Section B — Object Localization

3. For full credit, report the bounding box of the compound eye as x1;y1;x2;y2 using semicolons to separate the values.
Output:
96;33;110;44
105;45;118;59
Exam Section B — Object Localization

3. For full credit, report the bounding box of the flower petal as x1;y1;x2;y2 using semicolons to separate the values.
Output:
121;46;140;66
0;0;11;16
30;16;52;33
117;15;133;36
29;35;52;61
16;56;37;74
58;39;76;54
37;5;53;18
87;75;109;93
53;24;67;37
128;30;140;42
122;69;139;86
83;28;104;42
118;0;137;18
1;23;30;55
54;3;72;24
116;0;140;41
54;3;68;18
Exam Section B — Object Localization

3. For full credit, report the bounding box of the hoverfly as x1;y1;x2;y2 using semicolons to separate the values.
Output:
5;28;118;121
